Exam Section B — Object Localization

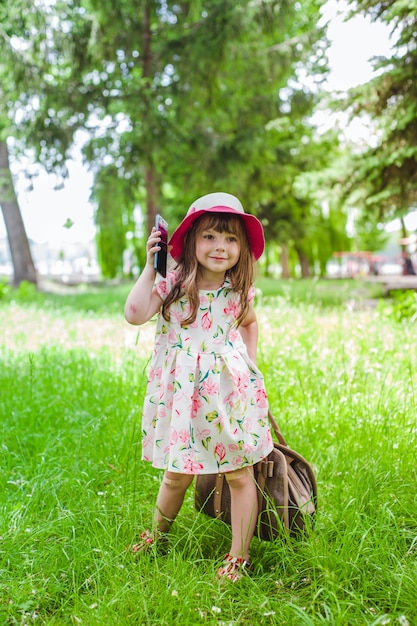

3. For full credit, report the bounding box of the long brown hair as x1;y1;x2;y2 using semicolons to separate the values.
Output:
162;213;256;327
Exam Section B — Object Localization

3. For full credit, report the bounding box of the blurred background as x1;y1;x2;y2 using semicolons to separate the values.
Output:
1;0;416;287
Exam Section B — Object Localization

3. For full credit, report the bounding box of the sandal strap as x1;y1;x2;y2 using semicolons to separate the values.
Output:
128;530;155;553
217;553;252;581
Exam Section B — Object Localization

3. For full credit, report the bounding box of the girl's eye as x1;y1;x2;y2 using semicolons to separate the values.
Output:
201;231;237;242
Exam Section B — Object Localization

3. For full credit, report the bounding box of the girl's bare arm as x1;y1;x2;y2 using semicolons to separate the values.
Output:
239;301;258;363
124;228;164;325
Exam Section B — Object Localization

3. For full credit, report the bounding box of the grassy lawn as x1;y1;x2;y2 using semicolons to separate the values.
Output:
0;278;416;625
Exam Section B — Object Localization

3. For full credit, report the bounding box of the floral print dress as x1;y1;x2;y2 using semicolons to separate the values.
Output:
141;271;273;474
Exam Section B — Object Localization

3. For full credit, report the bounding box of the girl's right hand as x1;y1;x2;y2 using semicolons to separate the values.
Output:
146;227;162;268
124;228;165;325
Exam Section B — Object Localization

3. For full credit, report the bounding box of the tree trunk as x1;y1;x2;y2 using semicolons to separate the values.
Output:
400;214;407;241
145;164;158;235
300;253;311;278
295;246;311;278
142;2;158;235
281;243;291;279
0;140;37;287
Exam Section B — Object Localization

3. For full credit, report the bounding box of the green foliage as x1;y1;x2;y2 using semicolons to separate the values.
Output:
8;277;382;314
0;297;416;624
379;289;417;322
3;0;334;278
0;275;389;317
252;124;344;277
0;277;10;300
341;0;417;220
353;210;390;252
40;283;128;315
256;276;384;307
94;166;132;278
7;280;44;304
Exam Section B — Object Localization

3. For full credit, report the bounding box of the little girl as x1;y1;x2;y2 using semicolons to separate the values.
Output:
124;192;273;581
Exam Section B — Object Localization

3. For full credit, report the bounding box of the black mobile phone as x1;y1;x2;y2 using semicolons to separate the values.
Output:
153;214;168;277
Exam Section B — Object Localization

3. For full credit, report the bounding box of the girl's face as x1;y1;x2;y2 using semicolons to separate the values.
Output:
195;226;241;276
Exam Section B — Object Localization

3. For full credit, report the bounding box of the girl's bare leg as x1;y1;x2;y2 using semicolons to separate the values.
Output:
225;466;257;561
154;471;194;533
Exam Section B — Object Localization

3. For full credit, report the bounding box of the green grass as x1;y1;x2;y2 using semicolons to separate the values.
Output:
255;277;385;307
2;276;385;314
0;284;416;625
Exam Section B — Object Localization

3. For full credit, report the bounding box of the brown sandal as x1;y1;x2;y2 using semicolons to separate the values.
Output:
217;553;252;582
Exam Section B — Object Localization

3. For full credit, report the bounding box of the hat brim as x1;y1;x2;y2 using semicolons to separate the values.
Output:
169;206;265;262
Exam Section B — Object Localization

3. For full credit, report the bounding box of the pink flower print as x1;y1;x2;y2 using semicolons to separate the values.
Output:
214;443;226;463
178;429;190;445
201;379;219;396
170;362;182;380
228;443;239;452
196;427;211;441
228;370;249;400
242;417;252;433
183;451;204;474
227;373;241;390
253;376;265;390
213;334;226;346
170;427;178;445
157;281;169;297
243;443;255;454
142;433;153;450
201;310;212;331
232;455;244;467
224;299;240;319
200;295;209;306
216;413;225;432
174;308;193;324
255;388;268;408
266;429;273;446
157;406;168;419
196;427;212;451
237;371;249;393
170;310;180;323
191;390;203;418
168;327;178;342
148;366;162;383
224;390;238;409
205;410;225;433
228;329;240;343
